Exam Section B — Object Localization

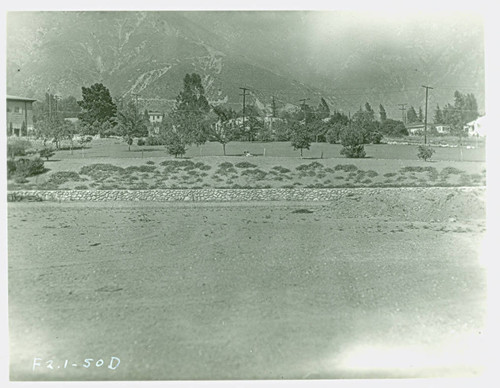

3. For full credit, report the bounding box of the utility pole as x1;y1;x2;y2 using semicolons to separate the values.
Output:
239;87;249;135
47;88;52;121
422;85;433;145
271;96;276;118
54;95;61;117
398;103;407;124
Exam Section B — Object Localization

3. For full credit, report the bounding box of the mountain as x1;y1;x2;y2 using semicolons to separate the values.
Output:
6;11;485;119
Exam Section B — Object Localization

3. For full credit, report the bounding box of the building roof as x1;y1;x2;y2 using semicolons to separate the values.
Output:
7;95;37;102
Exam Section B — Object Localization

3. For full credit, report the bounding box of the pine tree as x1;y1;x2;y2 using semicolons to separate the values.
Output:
365;102;375;121
434;104;443;125
317;97;331;120
173;73;210;146
379;104;387;122
418;107;424;123
77;83;117;126
406;106;418;123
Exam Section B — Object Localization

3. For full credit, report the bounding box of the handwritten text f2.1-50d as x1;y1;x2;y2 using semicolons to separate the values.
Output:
33;357;120;371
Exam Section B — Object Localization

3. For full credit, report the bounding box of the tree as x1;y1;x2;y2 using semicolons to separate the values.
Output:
340;125;366;158
326;122;347;144
77;83;117;127
309;120;329;143
417;145;435;162
39;147;55;161
7;139;32;159
364;102;375;121
290;122;312;157
406;106;418;123
271;98;277;118
434;104;444;125
272;120;291;141
172;73;211;146
35;114;67;149
418;107;424;123
165;130;187;158
352;107;378;144
316;98;331;120
211;106;236;155
380;119;408;137
116;101;149;151
379;104;387;123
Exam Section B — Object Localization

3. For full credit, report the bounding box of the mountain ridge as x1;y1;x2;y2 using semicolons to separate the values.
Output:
7;11;485;119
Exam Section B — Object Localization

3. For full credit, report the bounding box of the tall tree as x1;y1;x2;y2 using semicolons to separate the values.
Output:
77;83;117;126
317;97;331;120
363;102;375;122
172;73;210;145
406;106;418;123
418;106;424;123
379;104;387;122
271;97;277;118
434;104;444;125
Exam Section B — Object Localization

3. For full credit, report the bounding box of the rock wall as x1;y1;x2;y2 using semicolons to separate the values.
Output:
7;187;484;202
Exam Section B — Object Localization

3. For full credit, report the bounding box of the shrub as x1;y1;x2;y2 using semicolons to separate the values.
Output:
7;160;17;178
74;185;89;190
235;161;257;169
79;164;126;178
334;164;358;172
14;158;45;178
296;161;324;171
39;147;56;161
241;169;267;180
145;136;166;146
137;138;146;146
441;166;464;175
146;161;155;165
48;171;82;185
383;172;397;178
125;165;157;173
14;176;29;184
369;131;383;144
340;127;366;158
7;139;32;159
166;135;186;158
272;166;291;174
417;145;435;161
366;170;378;178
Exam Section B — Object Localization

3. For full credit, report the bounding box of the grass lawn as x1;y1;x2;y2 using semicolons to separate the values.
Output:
34;138;485;162
8;194;487;380
9;139;486;191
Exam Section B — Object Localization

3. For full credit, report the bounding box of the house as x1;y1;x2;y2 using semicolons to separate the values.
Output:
465;116;486;137
148;111;163;125
435;125;451;134
6;95;37;136
405;124;425;135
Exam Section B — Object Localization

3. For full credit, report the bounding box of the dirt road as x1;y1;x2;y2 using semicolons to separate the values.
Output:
8;189;487;380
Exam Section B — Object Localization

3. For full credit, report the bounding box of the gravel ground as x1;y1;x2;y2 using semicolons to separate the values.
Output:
8;188;487;380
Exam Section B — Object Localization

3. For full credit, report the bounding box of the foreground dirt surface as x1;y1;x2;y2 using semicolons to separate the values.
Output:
8;188;487;380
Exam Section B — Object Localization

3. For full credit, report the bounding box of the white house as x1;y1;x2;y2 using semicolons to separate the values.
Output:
148;111;163;125
435;125;451;134
465;116;486;137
